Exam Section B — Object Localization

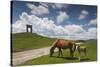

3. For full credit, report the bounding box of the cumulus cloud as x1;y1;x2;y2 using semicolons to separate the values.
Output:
52;3;68;9
12;12;67;36
56;11;69;24
78;10;88;20
40;2;68;9
39;2;49;8
27;3;49;15
12;12;97;40
49;27;97;40
81;27;97;39
89;18;97;25
65;25;85;34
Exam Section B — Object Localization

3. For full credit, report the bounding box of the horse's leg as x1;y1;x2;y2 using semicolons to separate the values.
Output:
78;53;81;61
85;49;87;56
84;48;87;59
60;48;63;57
78;49;81;61
70;48;73;58
58;48;63;57
58;48;60;57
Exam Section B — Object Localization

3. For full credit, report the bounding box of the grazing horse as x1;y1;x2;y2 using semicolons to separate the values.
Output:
76;44;87;61
50;39;76;58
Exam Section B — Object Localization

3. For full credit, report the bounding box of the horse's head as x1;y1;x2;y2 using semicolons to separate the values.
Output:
50;47;55;57
50;40;58;57
75;42;84;50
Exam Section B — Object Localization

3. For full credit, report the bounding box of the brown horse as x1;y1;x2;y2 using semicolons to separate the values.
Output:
50;39;76;58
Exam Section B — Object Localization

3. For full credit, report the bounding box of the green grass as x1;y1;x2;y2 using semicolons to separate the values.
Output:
19;39;97;66
12;33;56;52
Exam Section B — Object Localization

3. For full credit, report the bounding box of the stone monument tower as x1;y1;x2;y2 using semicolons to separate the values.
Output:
26;24;32;33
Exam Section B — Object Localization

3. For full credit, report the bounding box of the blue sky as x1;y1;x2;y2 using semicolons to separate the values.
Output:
11;1;97;40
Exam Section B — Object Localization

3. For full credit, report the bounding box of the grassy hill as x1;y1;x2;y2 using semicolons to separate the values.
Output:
20;39;97;65
12;33;97;65
12;33;56;52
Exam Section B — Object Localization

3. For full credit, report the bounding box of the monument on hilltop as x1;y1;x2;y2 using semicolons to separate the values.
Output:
26;24;32;33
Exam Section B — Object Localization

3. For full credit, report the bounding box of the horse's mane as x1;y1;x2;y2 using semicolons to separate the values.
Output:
51;39;59;46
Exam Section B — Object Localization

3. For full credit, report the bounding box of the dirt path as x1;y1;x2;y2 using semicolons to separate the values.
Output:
12;47;58;66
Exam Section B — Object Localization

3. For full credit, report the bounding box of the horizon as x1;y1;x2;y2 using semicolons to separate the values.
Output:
12;32;97;40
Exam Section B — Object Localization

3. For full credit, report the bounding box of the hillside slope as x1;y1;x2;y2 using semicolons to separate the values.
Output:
12;33;56;52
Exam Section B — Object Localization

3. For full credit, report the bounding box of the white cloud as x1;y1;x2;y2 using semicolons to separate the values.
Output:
80;27;97;39
88;27;97;35
27;3;49;15
78;10;88;20
65;24;85;34
89;18;97;25
55;4;65;8
12;12;97;40
40;2;68;9
52;3;68;9
39;2;49;8
12;20;26;33
49;27;97;40
82;10;88;15
56;11;69;24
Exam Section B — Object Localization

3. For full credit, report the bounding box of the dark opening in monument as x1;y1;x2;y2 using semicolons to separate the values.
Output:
26;24;32;33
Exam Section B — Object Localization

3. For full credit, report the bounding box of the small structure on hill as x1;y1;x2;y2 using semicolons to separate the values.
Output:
26;24;32;33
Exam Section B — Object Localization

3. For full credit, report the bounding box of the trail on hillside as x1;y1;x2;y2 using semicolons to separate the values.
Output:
12;46;58;66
